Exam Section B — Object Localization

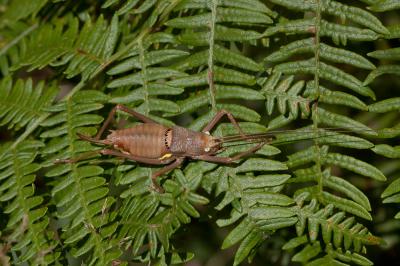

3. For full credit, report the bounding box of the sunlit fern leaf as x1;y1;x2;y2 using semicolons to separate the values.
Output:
170;85;264;117
263;18;380;45
287;145;386;181
13;17;79;71
284;240;374;266
261;72;311;118
0;0;48;23
368;47;400;60
0;140;60;265
285;145;385;220
293;198;381;251
269;0;388;34
14;15;119;81
163;0;268;122
116;168;208;262
360;0;379;5
0;21;37;76
102;0;157;15
313;108;377;137
218;198;296;266
364;39;400;146
173;44;263;72
0;77;57;130
175;0;277;18
385;24;400;39
274;59;375;99
213;148;296;266
368;0;400;12
264;37;376;70
363;65;400;86
166;7;273;27
253;1;390;263
107;33;185;119
212;155;290;209
283;194;380;265
380;149;400;218
0;0;397;264
294;166;371;210
368;97;400;114
275;126;374;150
381;177;400;219
304;81;368;111
39;91;120;264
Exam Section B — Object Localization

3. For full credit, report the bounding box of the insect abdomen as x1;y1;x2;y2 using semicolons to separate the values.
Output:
107;124;169;158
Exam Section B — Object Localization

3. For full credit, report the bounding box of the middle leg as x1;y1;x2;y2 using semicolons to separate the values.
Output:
100;149;181;193
202;109;246;137
151;157;185;192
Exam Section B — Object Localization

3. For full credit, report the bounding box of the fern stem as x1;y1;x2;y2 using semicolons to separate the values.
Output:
312;0;324;194
10;81;85;150
92;29;149;79
12;147;41;260
207;0;218;111
0;23;38;57
10;27;147;149
65;98;105;262
91;0;179;79
11;1;179;149
138;38;150;115
10;114;46;149
314;7;321;97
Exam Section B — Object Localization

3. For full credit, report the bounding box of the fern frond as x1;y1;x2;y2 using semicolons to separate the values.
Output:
280;194;381;265
0;140;59;264
209;147;296;265
102;0;158;15
0;21;37;76
259;2;391;263
162;0;269;128
261;72;311;118
269;0;388;34
265;37;376;70
0;77;57;130
294;196;381;249
0;0;397;264
15;15;119;81
0;0;47;23
116;168;207;263
284;240;374;266
368;0;400;12
382;177;400;219
286;145;385;221
275;59;375;99
39;91;120;264
107;32;184;121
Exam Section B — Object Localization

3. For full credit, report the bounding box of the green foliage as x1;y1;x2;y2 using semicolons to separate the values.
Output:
0;77;57;130
0;0;399;265
0;140;59;265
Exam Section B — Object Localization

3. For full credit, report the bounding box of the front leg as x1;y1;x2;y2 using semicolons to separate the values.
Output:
192;142;265;163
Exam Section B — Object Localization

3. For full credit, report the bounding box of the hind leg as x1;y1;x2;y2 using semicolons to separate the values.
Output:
95;104;157;140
